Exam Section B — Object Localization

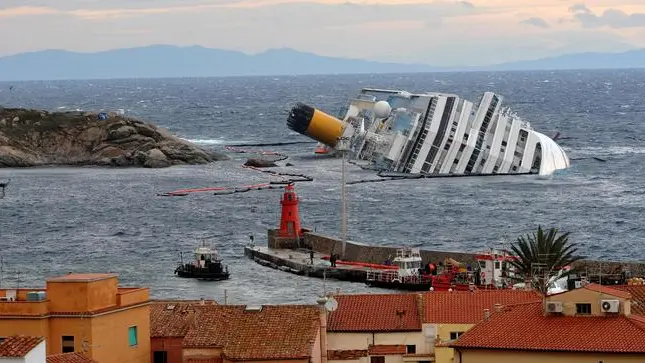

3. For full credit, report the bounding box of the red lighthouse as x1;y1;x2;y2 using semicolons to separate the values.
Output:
278;183;303;239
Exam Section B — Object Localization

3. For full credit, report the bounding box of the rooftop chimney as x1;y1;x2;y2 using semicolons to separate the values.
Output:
484;309;491;321
494;303;502;312
316;297;328;363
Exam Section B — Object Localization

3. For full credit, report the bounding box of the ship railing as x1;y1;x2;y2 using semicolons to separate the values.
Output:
366;270;400;282
395;247;421;259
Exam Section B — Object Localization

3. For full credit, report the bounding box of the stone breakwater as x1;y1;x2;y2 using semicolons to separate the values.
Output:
0;107;228;168
268;229;645;277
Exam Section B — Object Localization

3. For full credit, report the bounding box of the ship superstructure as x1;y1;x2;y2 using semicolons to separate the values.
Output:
287;88;570;176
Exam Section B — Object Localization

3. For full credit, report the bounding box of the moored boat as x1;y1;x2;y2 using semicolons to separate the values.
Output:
365;247;519;291
174;240;230;281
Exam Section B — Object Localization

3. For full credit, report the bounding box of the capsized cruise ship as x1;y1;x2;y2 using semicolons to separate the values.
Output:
287;88;570;176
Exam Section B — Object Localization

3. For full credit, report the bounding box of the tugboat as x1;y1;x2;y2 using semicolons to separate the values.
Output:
174;240;230;281
365;248;433;291
365;247;519;291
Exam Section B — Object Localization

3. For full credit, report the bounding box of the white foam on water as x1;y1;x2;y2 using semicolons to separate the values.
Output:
182;138;227;145
566;146;645;156
182;138;250;145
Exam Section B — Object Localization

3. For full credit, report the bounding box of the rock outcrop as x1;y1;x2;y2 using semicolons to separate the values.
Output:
0;108;228;168
244;158;277;168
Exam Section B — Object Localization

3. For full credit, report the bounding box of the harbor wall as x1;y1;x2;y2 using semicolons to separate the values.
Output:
267;229;645;276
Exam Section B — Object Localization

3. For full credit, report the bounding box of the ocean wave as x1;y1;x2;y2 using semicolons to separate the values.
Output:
567;146;645;156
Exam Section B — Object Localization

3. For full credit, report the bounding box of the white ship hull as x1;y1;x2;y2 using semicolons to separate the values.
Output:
287;88;570;176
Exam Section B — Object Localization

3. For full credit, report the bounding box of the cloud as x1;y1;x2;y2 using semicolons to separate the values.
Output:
520;17;550;29
569;3;645;28
0;0;639;66
0;1;479;21
0;0;229;11
0;6;59;17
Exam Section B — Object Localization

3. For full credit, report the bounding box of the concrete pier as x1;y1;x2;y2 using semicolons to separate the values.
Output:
244;245;371;282
246;229;645;284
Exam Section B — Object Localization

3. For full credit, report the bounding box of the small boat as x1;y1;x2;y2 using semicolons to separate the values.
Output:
314;142;332;154
365;247;520;291
174;240;230;281
0;180;8;199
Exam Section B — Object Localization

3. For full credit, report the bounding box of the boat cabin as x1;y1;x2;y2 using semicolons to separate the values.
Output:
475;249;518;287
193;245;220;268
392;248;423;277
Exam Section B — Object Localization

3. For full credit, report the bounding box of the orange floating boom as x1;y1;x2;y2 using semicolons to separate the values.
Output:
165;183;271;195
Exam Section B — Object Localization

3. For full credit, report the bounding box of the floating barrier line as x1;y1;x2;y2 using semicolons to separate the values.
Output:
158;183;271;196
160;143;540;197
159;146;313;197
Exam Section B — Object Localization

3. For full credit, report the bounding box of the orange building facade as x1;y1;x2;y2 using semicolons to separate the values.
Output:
0;273;150;363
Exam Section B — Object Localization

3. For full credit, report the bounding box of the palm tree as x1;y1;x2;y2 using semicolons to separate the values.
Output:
508;225;584;294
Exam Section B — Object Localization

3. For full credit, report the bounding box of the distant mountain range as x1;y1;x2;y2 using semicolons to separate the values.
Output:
1;45;644;81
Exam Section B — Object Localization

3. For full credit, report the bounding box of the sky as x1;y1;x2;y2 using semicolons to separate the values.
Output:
1;0;645;66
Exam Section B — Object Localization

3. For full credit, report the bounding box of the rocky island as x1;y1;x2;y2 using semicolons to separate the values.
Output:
0;107;227;168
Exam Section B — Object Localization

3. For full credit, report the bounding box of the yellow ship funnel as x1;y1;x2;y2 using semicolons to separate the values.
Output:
287;103;345;148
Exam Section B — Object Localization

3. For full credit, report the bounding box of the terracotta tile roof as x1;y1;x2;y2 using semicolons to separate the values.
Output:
0;335;44;357
613;285;645;315
327;293;422;332
630;314;645;330
183;305;320;360
150;301;217;337
368;345;406;355
327;350;368;360
424;290;541;324
185;357;222;363
583;283;632;299
451;302;645;353
47;352;97;363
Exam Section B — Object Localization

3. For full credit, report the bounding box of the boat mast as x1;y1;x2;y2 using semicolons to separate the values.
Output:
337;136;350;259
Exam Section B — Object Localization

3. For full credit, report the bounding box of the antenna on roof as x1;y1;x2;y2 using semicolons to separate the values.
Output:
322;268;327;297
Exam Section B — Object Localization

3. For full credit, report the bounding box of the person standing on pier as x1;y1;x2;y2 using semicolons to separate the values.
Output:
310;249;314;265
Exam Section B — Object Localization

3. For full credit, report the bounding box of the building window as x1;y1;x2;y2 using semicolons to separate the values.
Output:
450;331;465;340
153;351;168;363
370;356;385;363
128;326;138;347
576;303;592;315
62;336;74;353
406;344;416;354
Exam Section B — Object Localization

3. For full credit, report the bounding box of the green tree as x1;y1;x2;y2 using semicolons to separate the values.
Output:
509;225;584;294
